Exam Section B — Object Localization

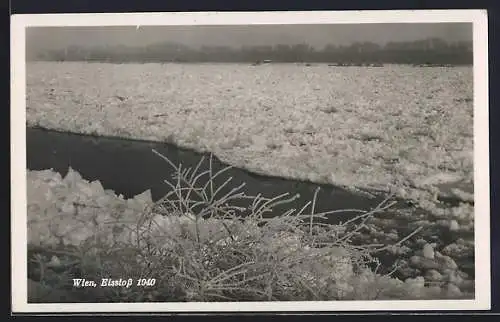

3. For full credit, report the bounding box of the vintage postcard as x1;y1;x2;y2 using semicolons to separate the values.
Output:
11;10;490;313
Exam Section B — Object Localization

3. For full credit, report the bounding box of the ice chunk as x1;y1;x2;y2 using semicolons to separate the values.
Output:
133;189;153;205
44;188;54;201
404;276;425;289
63;167;82;187
48;256;61;267
33;169;56;182
450;188;474;203
62;225;92;246
96;194;112;208
425;269;443;282
446;284;462;298
442;242;472;258
90;180;105;196
436;255;458;270
27;182;52;209
417;173;463;187
76;181;94;198
60;201;76;214
449;220;460;231
422;243;435;259
104;189;118;198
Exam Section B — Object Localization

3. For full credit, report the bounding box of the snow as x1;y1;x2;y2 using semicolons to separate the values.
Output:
422;243;435;259
26;62;474;214
27;168;475;299
25;62;476;299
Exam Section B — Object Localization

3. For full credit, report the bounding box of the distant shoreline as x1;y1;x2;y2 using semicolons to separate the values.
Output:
27;38;473;66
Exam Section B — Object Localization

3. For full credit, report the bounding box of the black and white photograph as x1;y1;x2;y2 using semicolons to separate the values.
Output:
11;10;490;312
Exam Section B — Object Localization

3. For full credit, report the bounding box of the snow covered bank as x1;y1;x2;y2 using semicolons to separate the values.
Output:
27;168;474;301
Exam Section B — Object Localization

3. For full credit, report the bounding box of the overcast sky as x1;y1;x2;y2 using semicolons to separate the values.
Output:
26;23;472;53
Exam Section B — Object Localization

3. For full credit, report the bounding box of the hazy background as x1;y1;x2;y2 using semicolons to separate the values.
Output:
27;23;472;52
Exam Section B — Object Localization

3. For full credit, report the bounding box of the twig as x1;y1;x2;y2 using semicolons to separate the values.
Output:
309;187;320;236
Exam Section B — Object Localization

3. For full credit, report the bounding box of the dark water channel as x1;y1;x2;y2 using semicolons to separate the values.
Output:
27;127;397;224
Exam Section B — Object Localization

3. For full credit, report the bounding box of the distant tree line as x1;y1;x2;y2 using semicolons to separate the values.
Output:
29;38;473;65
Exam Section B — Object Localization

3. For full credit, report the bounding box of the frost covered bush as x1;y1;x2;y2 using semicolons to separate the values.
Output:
27;150;467;302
